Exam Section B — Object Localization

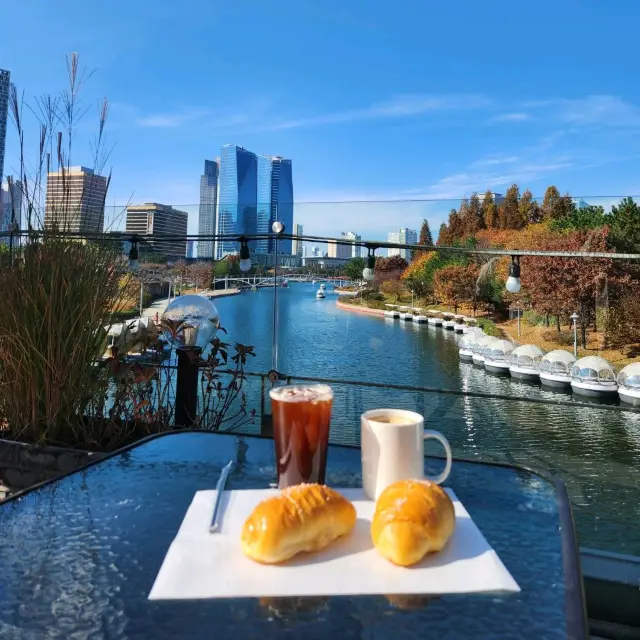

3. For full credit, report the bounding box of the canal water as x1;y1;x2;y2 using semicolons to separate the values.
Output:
212;283;640;555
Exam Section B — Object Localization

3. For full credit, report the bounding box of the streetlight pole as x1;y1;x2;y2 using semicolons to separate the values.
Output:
570;312;579;358
517;304;521;338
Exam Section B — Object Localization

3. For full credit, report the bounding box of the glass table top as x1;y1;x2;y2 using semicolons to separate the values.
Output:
0;432;587;639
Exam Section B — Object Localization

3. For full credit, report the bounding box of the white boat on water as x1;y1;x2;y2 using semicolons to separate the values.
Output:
320;283;326;290
427;312;443;327
458;334;476;361
316;289;325;299
384;310;400;319
471;335;499;366
509;344;545;381
484;339;516;374
442;313;456;330
618;363;640;406
413;315;428;324
571;356;618;398
539;350;576;389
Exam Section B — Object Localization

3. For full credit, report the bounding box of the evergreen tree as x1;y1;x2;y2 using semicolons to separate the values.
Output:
464;192;485;235
542;186;572;221
457;199;470;236
609;197;640;253
448;209;464;241
436;222;449;246
499;184;523;229
418;219;434;247
519;189;540;225
482;190;498;228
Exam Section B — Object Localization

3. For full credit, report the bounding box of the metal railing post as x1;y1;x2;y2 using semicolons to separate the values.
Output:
175;347;201;427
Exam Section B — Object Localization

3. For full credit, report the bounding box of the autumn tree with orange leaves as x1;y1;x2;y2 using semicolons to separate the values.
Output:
433;264;479;314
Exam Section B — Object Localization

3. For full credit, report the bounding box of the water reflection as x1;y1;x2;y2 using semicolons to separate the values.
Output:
212;285;640;553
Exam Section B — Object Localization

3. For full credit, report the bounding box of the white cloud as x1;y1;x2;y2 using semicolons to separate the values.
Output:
523;95;640;128
134;109;252;129
490;112;531;123
257;94;491;131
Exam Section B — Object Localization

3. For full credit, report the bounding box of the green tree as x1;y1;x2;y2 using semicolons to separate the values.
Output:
482;190;498;228
214;260;230;277
609;197;640;253
551;205;607;232
498;184;524;229
344;257;366;281
418;219;434;247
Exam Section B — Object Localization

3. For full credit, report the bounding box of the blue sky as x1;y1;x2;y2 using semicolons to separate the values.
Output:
3;0;640;241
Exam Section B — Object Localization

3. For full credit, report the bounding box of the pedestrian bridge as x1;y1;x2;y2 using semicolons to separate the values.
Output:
214;274;356;289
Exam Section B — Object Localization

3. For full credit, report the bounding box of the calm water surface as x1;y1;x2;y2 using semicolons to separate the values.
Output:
213;283;640;555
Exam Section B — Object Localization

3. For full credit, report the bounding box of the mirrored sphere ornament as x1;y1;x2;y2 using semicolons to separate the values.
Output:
161;294;220;350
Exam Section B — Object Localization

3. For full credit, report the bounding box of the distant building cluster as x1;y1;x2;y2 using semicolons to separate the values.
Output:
387;228;417;260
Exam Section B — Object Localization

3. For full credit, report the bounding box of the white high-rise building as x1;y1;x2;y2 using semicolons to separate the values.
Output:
292;223;304;256
387;228;417;260
0;69;9;187
341;231;361;257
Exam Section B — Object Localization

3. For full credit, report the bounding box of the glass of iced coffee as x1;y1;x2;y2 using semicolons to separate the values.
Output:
269;384;334;488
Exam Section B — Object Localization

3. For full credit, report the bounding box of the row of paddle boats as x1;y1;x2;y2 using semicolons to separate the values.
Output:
458;327;640;405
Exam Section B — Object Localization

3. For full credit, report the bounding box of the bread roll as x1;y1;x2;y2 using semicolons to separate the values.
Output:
241;484;357;564
371;479;455;566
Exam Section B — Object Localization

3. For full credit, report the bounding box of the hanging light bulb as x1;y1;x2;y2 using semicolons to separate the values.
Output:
363;247;376;281
128;236;140;272
505;255;521;293
239;237;252;272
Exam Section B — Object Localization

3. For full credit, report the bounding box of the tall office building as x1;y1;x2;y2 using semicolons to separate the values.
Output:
0;179;22;245
291;223;304;256
198;159;218;258
45;166;108;232
0;69;9;186
216;145;257;258
125;203;188;257
387;228;417;260
218;145;294;257
341;231;361;257
257;154;293;254
328;239;352;259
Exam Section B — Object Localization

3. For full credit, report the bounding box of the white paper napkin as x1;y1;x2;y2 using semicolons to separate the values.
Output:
149;488;520;600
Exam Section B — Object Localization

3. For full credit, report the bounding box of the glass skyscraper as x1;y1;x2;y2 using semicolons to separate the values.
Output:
198;159;218;258
216;145;257;258
0;69;10;186
256;155;293;254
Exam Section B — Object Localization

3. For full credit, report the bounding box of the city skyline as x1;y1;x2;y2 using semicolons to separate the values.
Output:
4;2;640;244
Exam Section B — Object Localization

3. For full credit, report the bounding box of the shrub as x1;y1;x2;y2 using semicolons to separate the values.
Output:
541;330;574;346
0;239;130;447
477;318;501;337
523;310;545;326
379;279;405;302
362;290;385;301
